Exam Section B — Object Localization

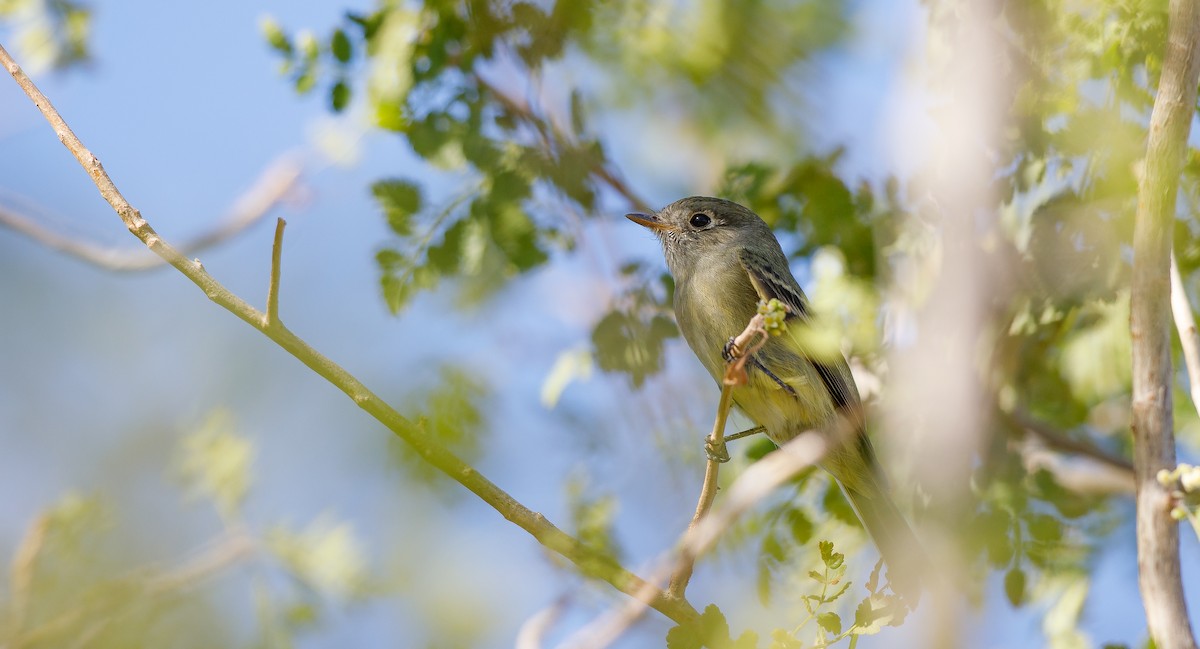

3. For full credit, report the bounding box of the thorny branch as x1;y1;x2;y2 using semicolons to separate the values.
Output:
0;41;698;627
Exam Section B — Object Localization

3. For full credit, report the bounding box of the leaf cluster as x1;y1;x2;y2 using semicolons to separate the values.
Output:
667;540;906;649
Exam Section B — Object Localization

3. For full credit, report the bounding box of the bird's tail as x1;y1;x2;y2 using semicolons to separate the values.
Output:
843;481;925;600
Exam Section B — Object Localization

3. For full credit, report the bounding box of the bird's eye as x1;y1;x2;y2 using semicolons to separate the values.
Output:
689;213;711;228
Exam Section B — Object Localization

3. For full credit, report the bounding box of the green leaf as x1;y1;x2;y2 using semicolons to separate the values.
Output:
850;593;906;635
330;79;351;112
762;532;786;562
261;16;293;56
427;218;466;273
1027;513;1063;543
818;540;844;570
371;179;422;235
489;202;548;270
785;508;815;545
756;559;772;605
823;482;860;528
816;612;842;636
330;27;353;63
745;438;776;461
591;307;677;387
666;604;733;649
1004;567;1026;607
294;67;317;94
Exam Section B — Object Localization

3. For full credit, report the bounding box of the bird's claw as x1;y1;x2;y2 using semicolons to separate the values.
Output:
721;337;739;363
705;436;731;463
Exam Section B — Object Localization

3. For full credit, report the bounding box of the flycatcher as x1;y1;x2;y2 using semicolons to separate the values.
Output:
628;196;920;591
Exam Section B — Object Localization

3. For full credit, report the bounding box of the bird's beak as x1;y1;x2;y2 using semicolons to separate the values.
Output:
626;212;668;231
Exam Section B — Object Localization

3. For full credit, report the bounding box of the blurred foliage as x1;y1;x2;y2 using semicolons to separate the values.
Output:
591;260;677;387
176;408;254;521
565;473;623;565
667;540;906;648
262;0;847;315
0;0;90;71
390;366;487;485
8;0;1200;645
0;413;369;648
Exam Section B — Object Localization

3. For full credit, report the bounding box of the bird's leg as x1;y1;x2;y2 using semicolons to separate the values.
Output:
704;425;766;463
724;425;766;443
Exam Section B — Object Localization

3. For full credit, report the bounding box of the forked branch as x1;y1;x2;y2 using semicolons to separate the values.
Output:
0;41;697;627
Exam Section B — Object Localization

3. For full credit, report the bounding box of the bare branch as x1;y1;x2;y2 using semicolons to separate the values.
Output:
0;154;303;271
1170;253;1200;415
1130;0;1200;644
0;41;698;627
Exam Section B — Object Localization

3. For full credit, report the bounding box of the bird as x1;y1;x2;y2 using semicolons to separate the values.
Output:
627;196;921;593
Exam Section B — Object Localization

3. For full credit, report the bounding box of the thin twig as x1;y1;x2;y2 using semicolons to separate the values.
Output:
10;531;256;649
0;154;303;271
560;431;829;649
667;383;733;599
8;513;49;635
1170;253;1200;415
0;41;698;627
475;73;654;214
668;314;771;599
145;531;257;594
1129;0;1200;643
1005;407;1134;475
265;218;286;327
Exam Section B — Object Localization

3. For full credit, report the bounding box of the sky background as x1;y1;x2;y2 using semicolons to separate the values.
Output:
1;1;1196;647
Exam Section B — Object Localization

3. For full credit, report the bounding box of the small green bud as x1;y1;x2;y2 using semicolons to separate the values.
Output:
1181;464;1200;493
757;298;788;336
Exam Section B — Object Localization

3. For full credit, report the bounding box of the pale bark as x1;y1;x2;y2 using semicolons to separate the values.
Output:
1130;1;1200;646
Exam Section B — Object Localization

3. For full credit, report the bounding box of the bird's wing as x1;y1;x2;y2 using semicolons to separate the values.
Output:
737;247;860;412
736;247;812;322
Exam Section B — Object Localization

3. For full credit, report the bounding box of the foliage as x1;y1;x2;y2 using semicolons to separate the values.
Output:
390;366;488;485
0;413;368;648
258;0;1200;644
6;0;1200;646
667;540;906;649
0;0;90;71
